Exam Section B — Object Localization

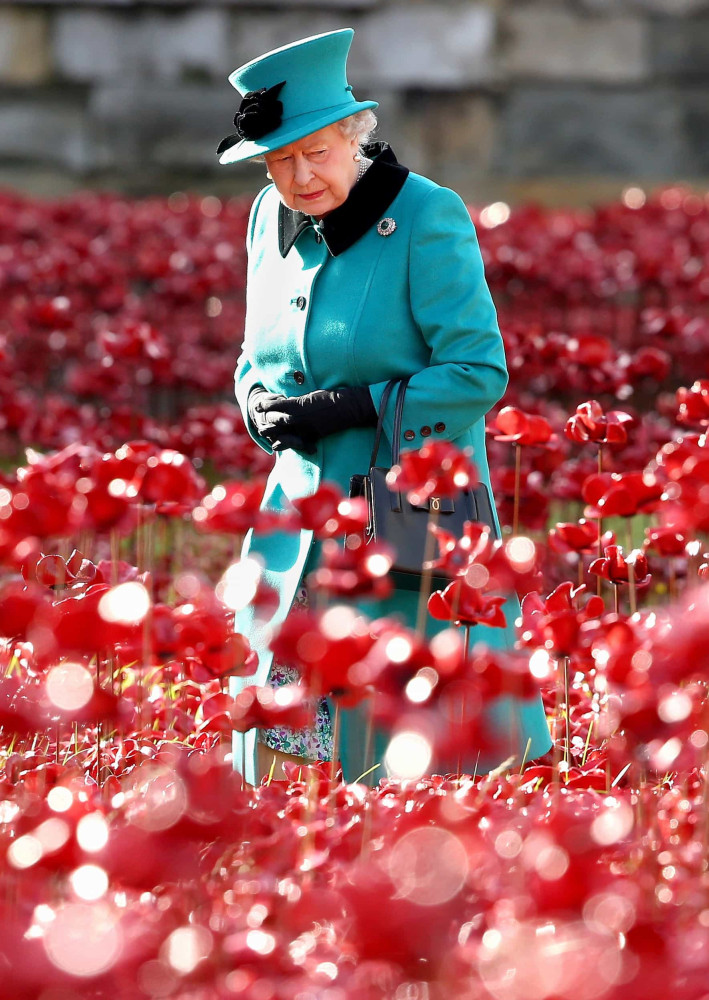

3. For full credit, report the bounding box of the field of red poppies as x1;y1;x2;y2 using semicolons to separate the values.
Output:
1;183;709;999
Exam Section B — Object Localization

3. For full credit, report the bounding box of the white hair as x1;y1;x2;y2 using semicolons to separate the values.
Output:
336;109;378;150
253;110;378;164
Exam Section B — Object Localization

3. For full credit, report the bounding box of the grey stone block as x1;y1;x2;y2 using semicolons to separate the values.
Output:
678;87;709;170
88;82;237;168
494;86;687;177
0;95;93;171
576;0;709;14
0;7;51;84
651;16;709;76
53;10;127;81
54;7;232;82
355;4;496;88
502;7;648;82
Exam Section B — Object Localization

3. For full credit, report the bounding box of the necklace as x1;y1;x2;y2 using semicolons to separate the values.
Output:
357;156;373;182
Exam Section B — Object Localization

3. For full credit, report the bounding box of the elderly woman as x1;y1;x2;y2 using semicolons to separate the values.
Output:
218;29;552;784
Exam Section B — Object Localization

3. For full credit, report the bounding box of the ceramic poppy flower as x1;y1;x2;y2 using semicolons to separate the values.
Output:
51;583;145;654
428;578;507;629
589;545;651;587
548;520;616;555
22;549;98;592
290;484;369;539
676;380;709;427
139;449;205;515
582;470;664;518
270;605;375;705
519;582;604;658
386;440;478;504
622;345;671;385
228;683;311;733
192;479;279;535
492;406;554;446
305;535;394;600
564;399;634;445
644;526;689;557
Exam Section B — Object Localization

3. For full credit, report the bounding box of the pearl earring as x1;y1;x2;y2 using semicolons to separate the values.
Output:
266;170;272;179
353;153;362;162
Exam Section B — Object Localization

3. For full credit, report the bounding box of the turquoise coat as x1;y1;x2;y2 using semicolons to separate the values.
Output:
231;146;551;783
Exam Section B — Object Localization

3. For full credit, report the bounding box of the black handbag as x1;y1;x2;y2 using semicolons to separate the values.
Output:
350;378;499;591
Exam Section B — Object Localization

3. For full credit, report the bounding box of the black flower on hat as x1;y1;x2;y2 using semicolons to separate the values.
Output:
216;80;286;156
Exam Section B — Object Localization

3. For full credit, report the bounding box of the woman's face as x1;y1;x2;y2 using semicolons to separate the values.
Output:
264;123;360;219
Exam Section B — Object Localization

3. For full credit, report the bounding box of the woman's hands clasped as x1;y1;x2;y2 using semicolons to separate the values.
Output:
248;385;377;454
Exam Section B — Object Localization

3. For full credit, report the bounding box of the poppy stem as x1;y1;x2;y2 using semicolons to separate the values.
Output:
563;655;571;767
416;506;440;637
110;529;120;587
577;555;584;589
625;520;637;614
552;665;563;794
596;445;604;597
614;584;620;616
362;699;374;788
512;443;521;537
330;702;341;787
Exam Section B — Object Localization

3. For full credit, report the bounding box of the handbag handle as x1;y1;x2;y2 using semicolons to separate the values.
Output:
391;376;410;465
369;376;412;468
369;378;397;468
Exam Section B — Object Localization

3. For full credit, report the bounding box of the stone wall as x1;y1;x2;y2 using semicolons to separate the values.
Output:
1;0;709;203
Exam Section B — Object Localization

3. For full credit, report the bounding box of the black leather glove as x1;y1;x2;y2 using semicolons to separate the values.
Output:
247;386;316;453
256;386;377;450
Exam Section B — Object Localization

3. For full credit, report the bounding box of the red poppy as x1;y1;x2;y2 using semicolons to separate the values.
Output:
589;545;651;587
228;684;312;734
139;449;205;515
564;399;633;445
52;583;144;654
621;345;671;386
652;432;707;482
306;536;394;600
548;519;616;555
386;440;478;505
170;591;257;679
582;470;664;518
492;406;554;446
676;379;709;427
428;578;508;629
520;582;604;658
192;479;279;535
644;526;689;557
269;605;375;705
290;484;369;539
0;579;56;642
22;549;98;591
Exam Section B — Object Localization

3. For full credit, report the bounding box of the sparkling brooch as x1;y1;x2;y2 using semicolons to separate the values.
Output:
377;217;397;237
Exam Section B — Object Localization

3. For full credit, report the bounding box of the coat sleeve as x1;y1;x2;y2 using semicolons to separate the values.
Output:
234;186;275;455
368;184;508;448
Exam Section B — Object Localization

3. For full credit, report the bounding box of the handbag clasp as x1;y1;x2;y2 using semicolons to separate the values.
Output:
430;496;440;511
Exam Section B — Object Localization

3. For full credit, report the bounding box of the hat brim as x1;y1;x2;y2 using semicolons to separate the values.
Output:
218;99;378;165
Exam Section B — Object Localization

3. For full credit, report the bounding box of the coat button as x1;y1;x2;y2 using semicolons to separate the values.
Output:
420;425;432;437
293;370;305;385
403;429;415;441
296;295;307;310
434;422;446;433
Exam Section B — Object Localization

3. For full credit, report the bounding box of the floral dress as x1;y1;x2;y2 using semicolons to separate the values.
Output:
258;587;333;760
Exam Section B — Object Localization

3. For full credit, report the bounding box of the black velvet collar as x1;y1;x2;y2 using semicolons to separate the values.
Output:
277;142;410;258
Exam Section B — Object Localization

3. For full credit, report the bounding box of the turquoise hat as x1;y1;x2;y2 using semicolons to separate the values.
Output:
217;28;378;164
